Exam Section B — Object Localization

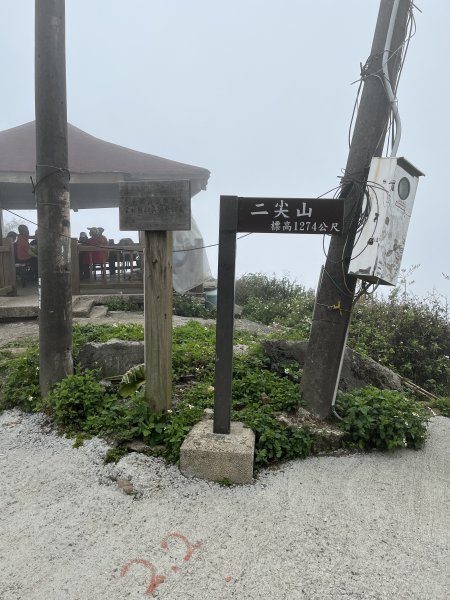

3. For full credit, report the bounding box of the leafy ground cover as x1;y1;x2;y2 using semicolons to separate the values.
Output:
0;310;437;471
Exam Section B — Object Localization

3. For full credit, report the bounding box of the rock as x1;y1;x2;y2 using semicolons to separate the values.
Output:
116;478;135;495
203;408;214;420
274;411;348;454
262;339;402;392
126;440;151;453
77;339;144;377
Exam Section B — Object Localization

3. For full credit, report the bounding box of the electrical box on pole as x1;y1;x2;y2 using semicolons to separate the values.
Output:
349;157;424;285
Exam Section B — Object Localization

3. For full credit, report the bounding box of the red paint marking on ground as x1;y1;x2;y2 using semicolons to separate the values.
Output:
120;559;166;596
160;532;203;562
171;565;180;573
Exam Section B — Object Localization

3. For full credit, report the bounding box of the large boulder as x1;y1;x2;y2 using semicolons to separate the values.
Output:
261;339;402;392
77;339;144;377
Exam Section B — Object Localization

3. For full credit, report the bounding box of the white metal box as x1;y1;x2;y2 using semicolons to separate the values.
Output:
349;157;424;286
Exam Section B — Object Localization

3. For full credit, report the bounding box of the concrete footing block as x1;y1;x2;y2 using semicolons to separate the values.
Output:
179;420;255;484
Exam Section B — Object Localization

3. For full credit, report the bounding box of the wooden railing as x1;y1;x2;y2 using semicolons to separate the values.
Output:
71;239;144;294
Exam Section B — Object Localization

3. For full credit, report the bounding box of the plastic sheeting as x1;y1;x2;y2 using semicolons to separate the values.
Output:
172;217;213;294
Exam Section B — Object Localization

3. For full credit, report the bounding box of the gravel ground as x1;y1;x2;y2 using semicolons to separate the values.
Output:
0;408;448;600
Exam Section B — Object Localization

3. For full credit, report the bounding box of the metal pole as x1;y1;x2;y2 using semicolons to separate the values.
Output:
35;0;73;395
213;196;238;434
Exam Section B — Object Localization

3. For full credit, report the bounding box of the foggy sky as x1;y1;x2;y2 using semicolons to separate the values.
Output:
1;0;448;298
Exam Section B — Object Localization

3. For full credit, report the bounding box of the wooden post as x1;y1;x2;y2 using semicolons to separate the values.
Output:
301;0;412;418
35;0;73;395
144;230;173;412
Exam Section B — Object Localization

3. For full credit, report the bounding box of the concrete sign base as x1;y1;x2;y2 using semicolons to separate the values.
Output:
180;419;255;484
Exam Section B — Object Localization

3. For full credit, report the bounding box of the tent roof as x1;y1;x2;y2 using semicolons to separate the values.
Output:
0;121;210;210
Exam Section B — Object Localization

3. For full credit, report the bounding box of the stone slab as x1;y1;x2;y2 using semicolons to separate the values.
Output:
77;339;144;377
179;419;255;484
0;304;38;319
72;297;95;317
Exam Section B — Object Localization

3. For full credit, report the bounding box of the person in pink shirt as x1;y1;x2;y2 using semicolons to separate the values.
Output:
16;224;38;280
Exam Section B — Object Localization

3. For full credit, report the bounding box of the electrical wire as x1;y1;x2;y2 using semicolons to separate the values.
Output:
348;1;417;158
2;205;255;255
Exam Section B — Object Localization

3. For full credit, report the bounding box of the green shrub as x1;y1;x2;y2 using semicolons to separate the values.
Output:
235;273;314;334
37;370;110;433
173;293;215;318
172;321;216;382
104;445;129;464
427;397;450;418
162;402;204;463
236;409;314;465
0;346;40;412
336;386;430;450
232;350;299;411
104;297;141;312
350;291;450;395
235;273;307;305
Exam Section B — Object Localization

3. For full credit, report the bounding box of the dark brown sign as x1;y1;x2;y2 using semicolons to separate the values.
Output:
119;180;191;231
237;197;344;235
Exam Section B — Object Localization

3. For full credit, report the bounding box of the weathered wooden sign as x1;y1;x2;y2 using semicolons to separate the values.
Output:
237;197;344;234
213;195;345;436
119;179;191;414
119;180;190;231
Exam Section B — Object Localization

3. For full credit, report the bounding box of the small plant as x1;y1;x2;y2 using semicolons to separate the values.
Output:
104;445;129;464
37;370;111;434
336;386;430;450
0;346;40;412
234;273;314;334
172;321;216;382
119;363;146;397
162;402;204;463
236;408;314;465
427;397;450;418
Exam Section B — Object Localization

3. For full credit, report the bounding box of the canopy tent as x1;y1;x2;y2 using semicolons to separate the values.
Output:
0;121;210;210
0;121;212;292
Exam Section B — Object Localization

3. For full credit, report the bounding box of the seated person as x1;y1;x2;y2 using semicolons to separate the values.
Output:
16;224;38;280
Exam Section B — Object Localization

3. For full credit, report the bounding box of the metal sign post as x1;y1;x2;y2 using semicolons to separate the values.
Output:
213;194;344;434
120;180;190;413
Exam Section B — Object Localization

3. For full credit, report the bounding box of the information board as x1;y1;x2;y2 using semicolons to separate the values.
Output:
119;180;190;231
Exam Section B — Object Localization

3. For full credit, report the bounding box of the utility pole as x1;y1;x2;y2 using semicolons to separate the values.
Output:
301;0;412;418
35;0;73;395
